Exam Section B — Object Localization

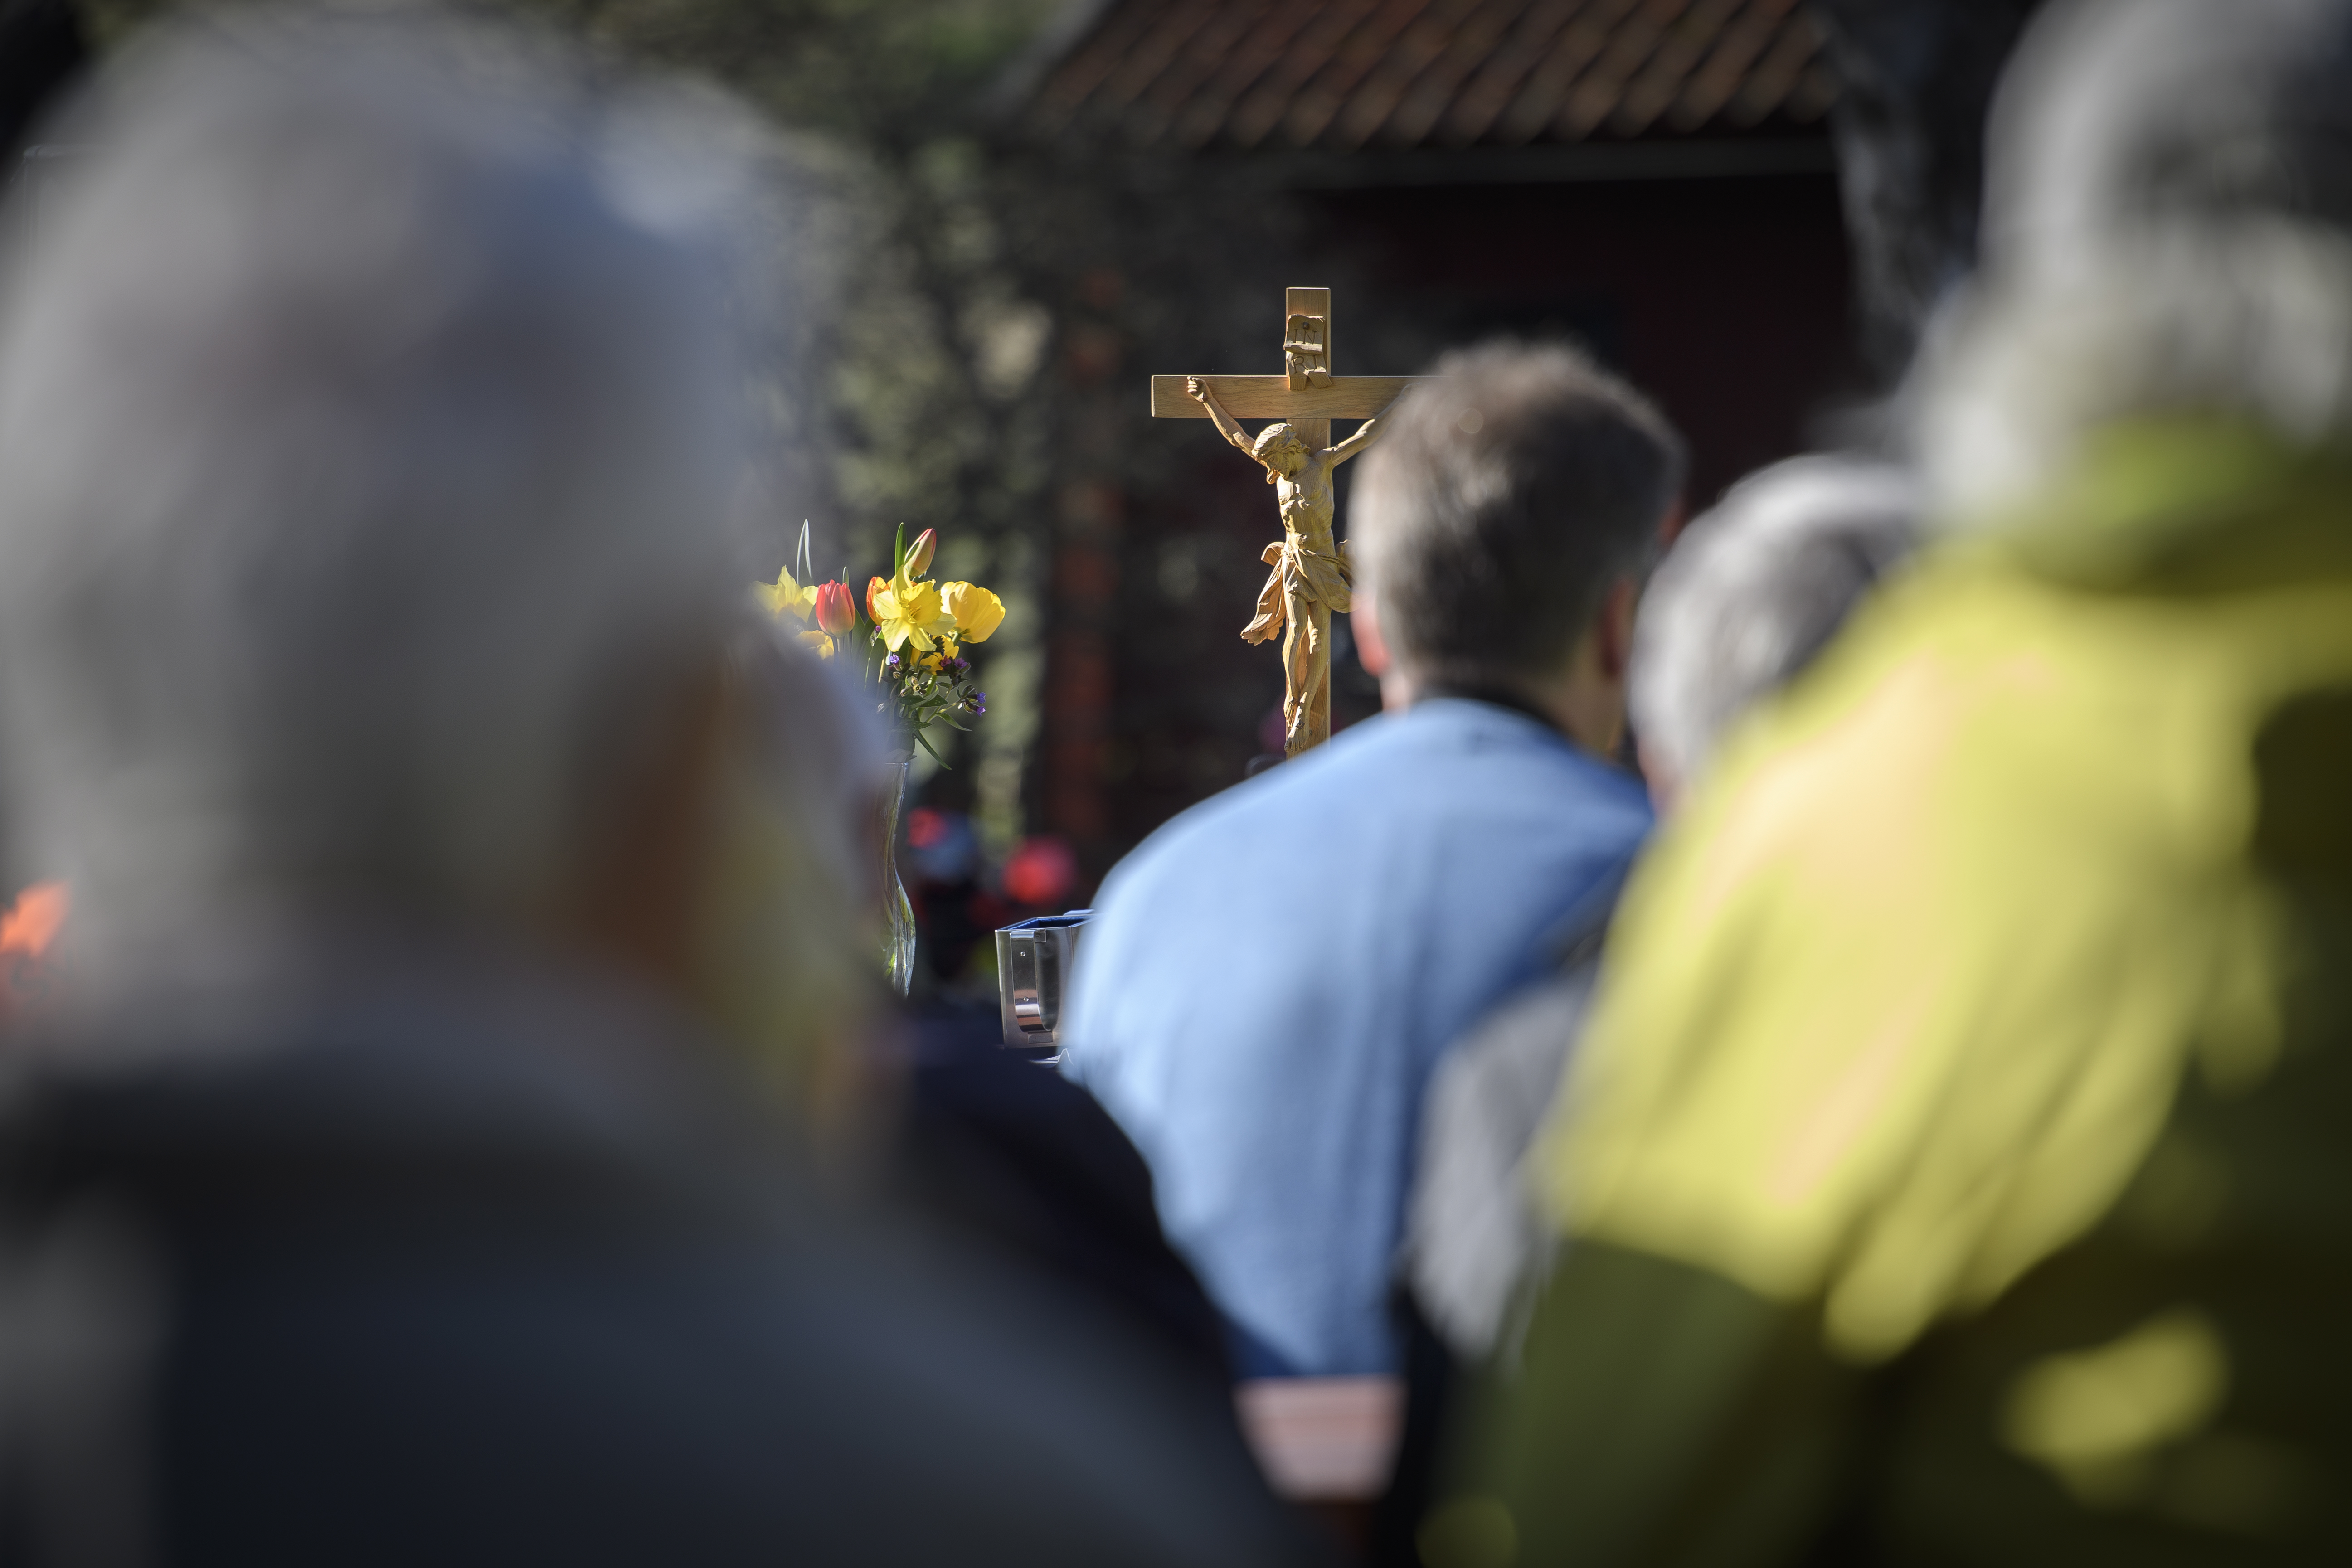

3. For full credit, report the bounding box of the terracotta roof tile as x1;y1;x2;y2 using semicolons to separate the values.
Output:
1437;0;1584;146
1487;0;1629;144
1667;0;1788;130
1019;0;1833;150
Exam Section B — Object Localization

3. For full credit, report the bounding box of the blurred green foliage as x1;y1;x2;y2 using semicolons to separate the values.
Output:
560;0;1064;545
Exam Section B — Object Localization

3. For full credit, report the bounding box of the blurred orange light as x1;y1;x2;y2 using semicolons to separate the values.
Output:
1003;837;1077;908
0;881;68;959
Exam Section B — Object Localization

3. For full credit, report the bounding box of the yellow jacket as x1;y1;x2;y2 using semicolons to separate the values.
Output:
1441;422;2352;1566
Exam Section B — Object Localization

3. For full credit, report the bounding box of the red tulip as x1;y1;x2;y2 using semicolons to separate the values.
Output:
814;579;857;636
904;528;937;577
866;575;889;621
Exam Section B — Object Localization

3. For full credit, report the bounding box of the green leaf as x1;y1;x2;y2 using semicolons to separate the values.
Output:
913;727;950;769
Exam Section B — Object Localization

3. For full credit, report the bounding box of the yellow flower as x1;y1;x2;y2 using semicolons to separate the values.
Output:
759;567;845;658
866;571;953;653
941;581;1006;644
757;566;818;624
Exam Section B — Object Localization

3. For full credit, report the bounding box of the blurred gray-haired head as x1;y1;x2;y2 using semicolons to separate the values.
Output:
1351;340;1685;690
1630;456;1916;799
1918;0;2352;511
0;6;784;952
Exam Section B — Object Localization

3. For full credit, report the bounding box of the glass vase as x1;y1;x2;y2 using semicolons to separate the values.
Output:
879;750;917;997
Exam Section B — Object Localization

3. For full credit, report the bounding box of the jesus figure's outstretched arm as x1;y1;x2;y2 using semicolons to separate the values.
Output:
1326;401;1398;465
1186;377;1263;463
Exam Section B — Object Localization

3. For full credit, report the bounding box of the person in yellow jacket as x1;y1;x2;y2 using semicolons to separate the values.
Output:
1432;1;2352;1562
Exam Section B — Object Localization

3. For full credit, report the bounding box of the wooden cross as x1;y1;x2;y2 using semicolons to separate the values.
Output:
1149;286;1417;455
1150;287;1425;755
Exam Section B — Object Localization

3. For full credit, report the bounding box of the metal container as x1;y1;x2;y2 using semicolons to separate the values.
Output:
995;910;1093;1051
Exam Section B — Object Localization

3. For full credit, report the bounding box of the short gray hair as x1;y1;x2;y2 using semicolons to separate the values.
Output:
1630;456;1916;790
1351;340;1684;688
1916;0;2352;513
0;8;777;942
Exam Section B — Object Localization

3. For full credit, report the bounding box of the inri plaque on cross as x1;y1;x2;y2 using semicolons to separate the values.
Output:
1151;287;1426;757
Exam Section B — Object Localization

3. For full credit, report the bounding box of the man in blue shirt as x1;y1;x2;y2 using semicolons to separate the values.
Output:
1062;341;1683;1377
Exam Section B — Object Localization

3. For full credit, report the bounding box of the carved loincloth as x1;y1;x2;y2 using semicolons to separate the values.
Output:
1241;533;1353;645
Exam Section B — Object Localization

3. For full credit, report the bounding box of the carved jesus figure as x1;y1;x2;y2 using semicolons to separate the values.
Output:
1187;375;1390;755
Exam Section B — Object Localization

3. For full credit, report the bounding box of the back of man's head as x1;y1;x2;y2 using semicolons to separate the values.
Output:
1351;340;1684;691
1629;455;1917;806
0;8;773;956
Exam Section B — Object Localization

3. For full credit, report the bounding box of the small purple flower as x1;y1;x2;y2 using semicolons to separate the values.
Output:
967;691;987;715
884;652;902;672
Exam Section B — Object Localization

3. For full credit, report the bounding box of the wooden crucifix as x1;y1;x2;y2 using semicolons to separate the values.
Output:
1151;287;1424;757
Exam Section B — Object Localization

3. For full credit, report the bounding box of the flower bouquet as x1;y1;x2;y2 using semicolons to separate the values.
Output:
758;522;1006;993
